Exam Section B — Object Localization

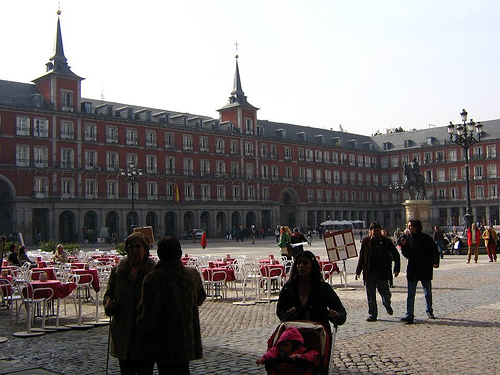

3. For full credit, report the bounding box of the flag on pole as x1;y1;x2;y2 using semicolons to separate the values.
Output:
174;183;180;202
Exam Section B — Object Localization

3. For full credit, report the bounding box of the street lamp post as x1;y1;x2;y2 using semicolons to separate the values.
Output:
447;109;483;229
389;181;404;226
120;162;143;232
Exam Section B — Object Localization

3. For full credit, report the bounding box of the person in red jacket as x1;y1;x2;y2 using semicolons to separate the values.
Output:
200;231;207;249
256;326;319;366
467;223;481;263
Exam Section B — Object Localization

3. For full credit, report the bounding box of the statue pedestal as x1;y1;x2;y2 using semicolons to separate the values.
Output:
403;200;432;234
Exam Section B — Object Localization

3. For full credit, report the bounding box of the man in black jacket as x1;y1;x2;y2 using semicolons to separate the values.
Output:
400;219;440;324
355;221;401;322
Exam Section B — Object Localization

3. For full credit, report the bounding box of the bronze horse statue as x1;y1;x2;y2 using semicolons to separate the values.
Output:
403;162;427;200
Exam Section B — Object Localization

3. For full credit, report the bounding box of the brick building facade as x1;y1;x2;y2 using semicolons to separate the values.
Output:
1;15;499;245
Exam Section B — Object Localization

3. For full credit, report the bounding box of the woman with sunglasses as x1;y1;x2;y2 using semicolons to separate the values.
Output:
103;232;156;375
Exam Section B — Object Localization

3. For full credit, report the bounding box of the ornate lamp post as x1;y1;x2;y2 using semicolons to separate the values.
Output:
389;181;404;226
120;162;143;232
447;109;483;229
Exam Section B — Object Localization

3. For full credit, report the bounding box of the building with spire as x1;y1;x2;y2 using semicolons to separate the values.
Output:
1;13;500;245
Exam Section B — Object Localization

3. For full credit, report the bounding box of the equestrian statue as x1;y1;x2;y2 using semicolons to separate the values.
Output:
403;157;427;200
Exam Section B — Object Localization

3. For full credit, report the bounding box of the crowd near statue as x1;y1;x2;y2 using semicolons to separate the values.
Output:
403;157;427;200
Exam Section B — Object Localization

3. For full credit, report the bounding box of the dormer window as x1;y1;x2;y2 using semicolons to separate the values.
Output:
297;132;308;142
135;109;152;121
96;104;113;116
426;137;435;146
275;128;286;139
81;101;93;113
257;125;265;136
332;137;342;147
31;94;44;109
363;142;373;150
171;114;188;126
383;142;392;151
315;134;324;144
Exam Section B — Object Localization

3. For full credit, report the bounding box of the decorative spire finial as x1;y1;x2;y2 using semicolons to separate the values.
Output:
235;41;239;59
57;1;61;15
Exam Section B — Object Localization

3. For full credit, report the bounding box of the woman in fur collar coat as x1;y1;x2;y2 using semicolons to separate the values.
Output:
103;232;156;374
137;236;206;375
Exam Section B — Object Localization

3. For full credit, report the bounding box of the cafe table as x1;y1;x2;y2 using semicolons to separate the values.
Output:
14;280;76;337
30;267;57;281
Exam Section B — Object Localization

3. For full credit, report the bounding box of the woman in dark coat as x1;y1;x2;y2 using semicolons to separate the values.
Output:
276;251;347;336
137;236;206;375
103;232;156;375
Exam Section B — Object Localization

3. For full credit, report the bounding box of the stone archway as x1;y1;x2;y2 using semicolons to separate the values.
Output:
164;211;177;237
59;210;76;243
105;211;119;238
145;211;158;237
216;211;226;238
279;188;300;229
33;208;49;244
125;211;139;234
245;211;256;228
183;211;195;233
231;211;241;231
84;211;99;243
200;211;211;236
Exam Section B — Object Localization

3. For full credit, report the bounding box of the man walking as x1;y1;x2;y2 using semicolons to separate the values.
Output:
433;226;446;259
400;219;440;324
355;221;401;322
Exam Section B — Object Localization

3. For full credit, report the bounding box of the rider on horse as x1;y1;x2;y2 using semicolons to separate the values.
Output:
409;157;421;183
404;157;427;200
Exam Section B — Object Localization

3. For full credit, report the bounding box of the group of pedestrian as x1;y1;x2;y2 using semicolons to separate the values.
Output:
100;216;496;374
103;228;348;375
104;232;206;375
466;223;498;263
356;219;439;325
277;226;311;259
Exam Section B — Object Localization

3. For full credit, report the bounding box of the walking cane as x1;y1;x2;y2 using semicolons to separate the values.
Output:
105;319;111;374
0;235;6;275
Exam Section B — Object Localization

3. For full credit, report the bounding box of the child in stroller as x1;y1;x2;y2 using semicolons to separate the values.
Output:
261;320;333;375
256;326;320;369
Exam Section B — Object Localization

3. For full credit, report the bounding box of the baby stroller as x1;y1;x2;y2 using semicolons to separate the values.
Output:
265;317;336;375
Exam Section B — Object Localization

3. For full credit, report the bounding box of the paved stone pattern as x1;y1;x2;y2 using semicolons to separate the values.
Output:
0;238;499;374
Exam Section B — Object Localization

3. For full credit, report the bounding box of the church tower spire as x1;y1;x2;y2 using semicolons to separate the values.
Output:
33;9;83;113
45;10;77;76
229;56;251;106
218;51;258;134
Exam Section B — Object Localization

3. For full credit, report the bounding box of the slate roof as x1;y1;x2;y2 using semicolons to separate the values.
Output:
370;119;500;151
256;119;375;151
0;80;44;109
1;79;498;154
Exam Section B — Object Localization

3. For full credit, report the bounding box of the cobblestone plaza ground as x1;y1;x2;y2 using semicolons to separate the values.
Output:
0;237;499;374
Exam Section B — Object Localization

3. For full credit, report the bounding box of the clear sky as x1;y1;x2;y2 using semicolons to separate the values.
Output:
1;0;498;136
